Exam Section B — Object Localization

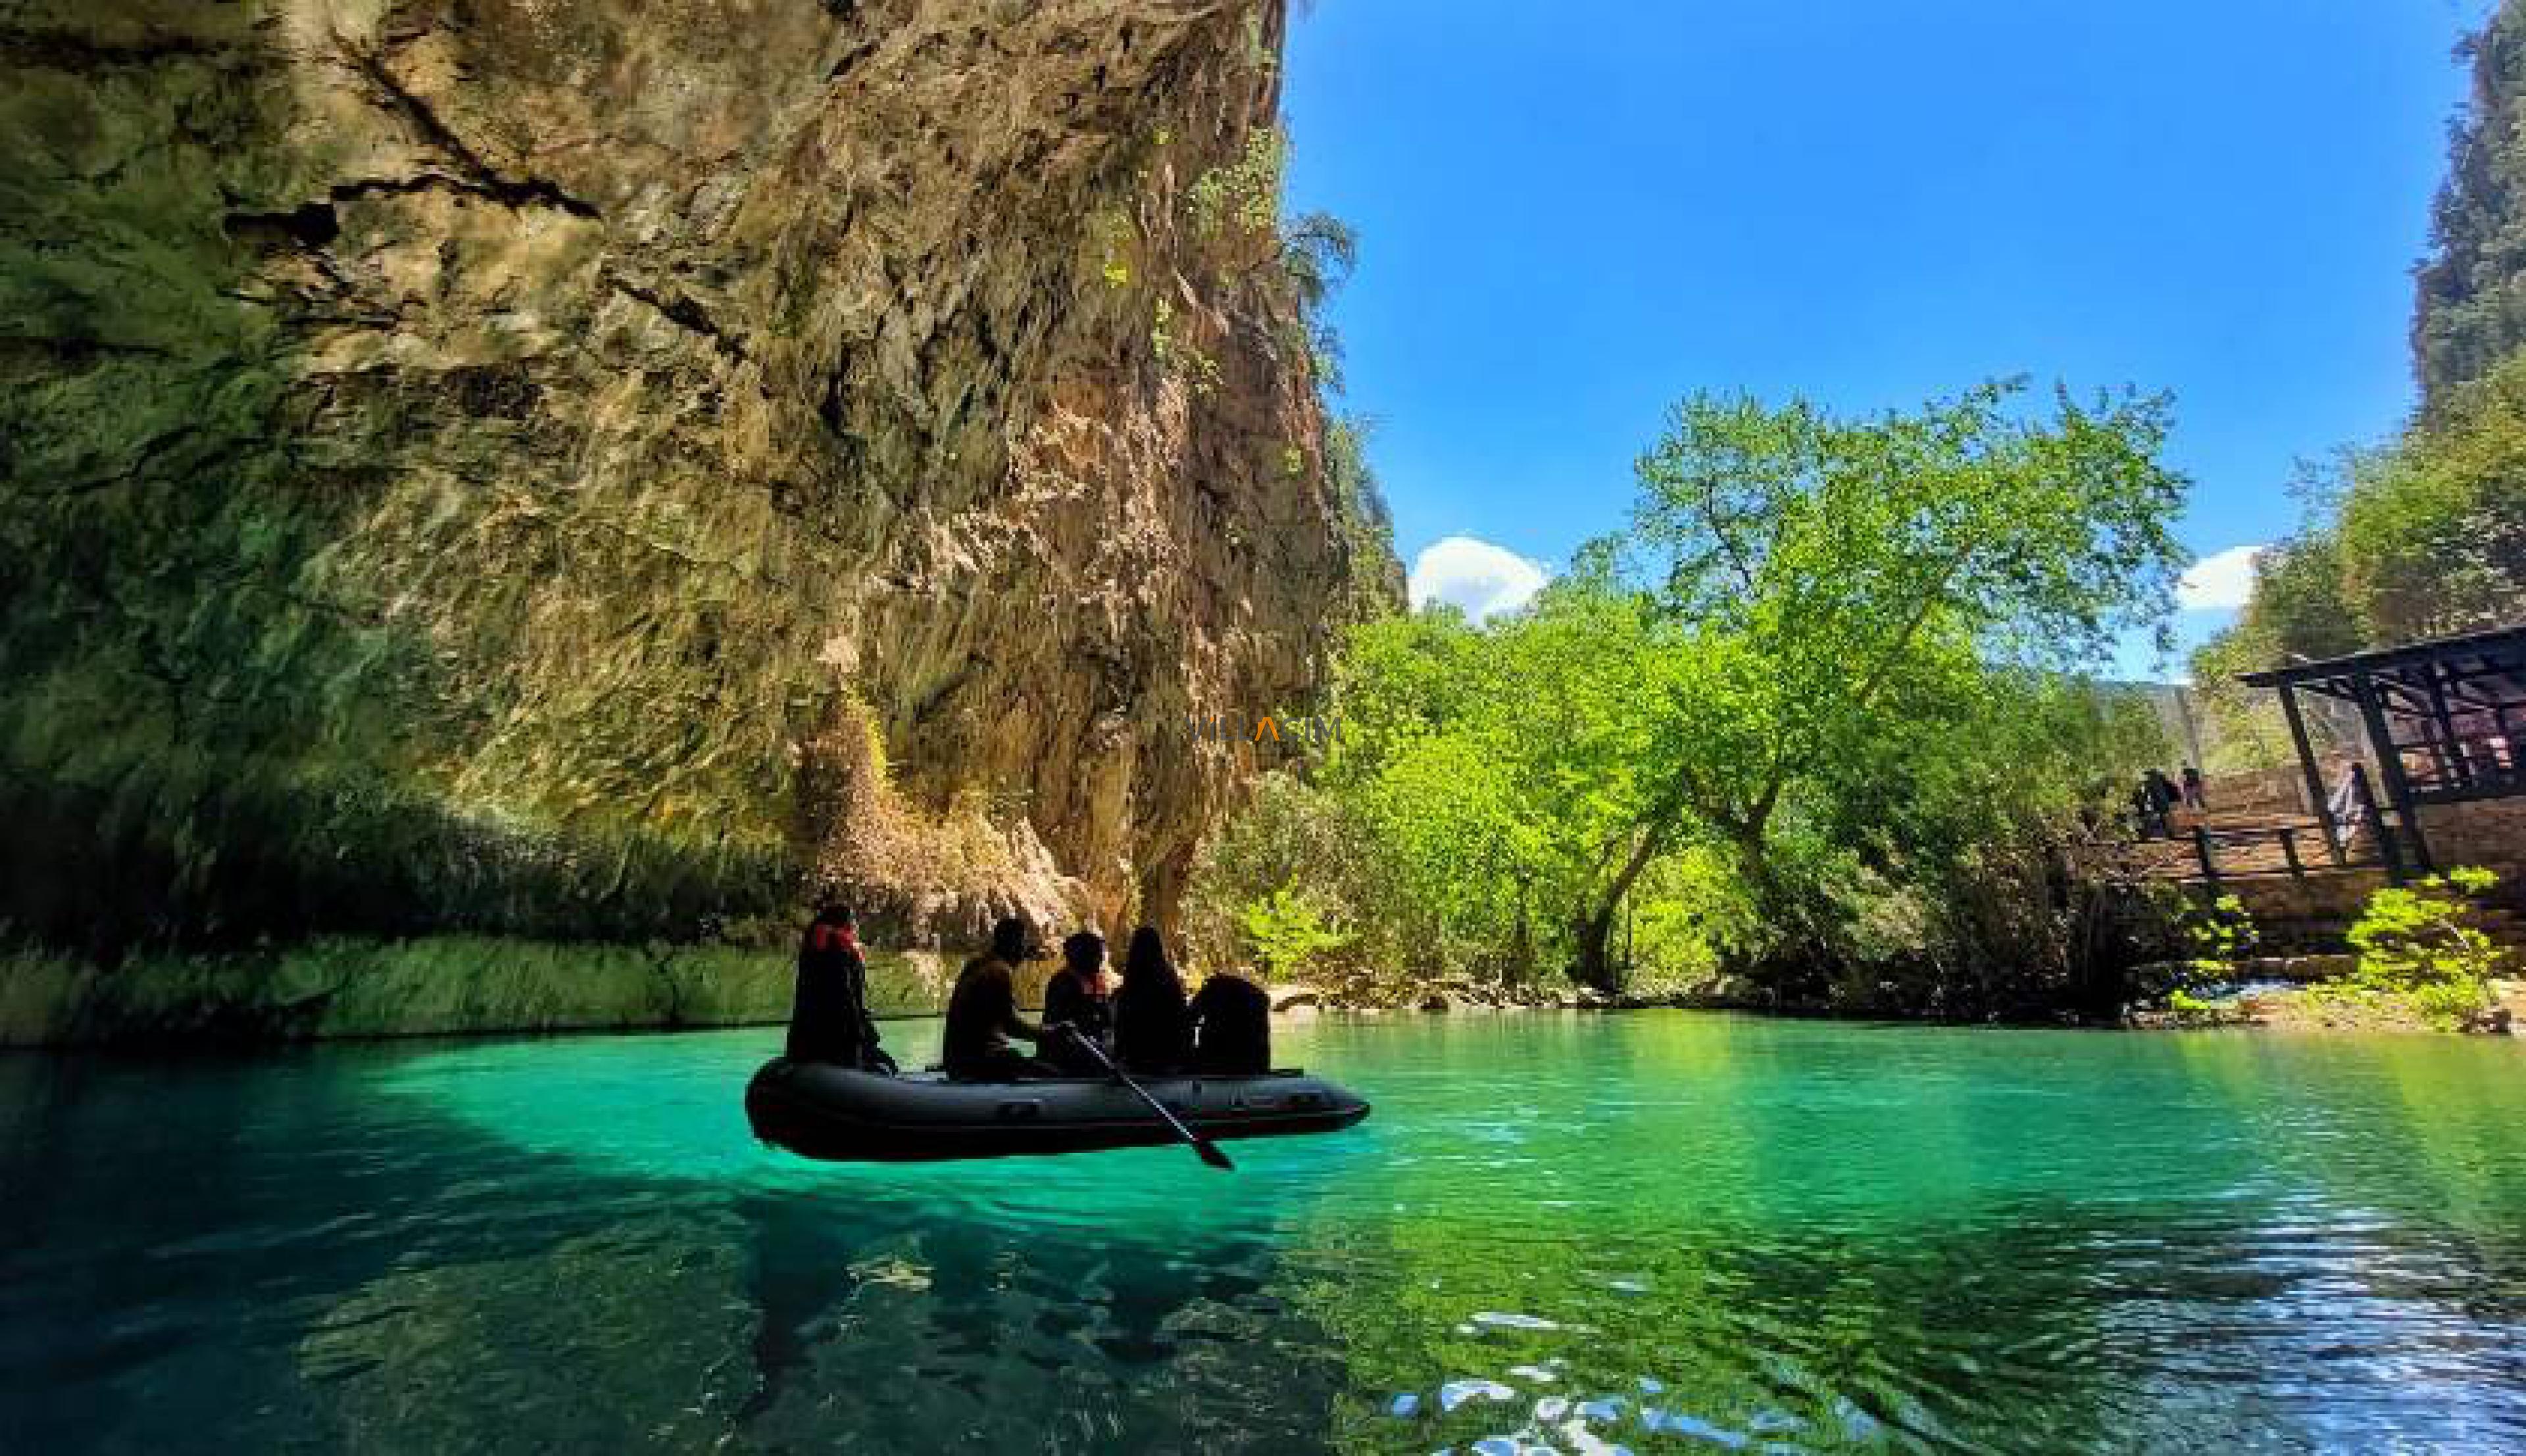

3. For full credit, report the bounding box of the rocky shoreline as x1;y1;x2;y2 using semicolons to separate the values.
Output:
2112;955;2524;1034
0;944;1734;1048
1278;973;2523;1036
1259;981;1723;1017
0;939;944;1048
2127;980;2522;1035
9;945;2517;1048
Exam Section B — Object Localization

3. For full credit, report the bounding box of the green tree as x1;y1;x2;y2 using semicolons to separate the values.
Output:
2414;0;2526;411
2201;0;2526;705
1587;379;2189;989
1324;416;1408;624
1323;585;1672;989
2194;347;2526;712
1191;382;2187;1012
1281;210;1357;393
2336;351;2526;639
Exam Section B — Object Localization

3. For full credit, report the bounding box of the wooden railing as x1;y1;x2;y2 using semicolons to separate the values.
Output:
2389;720;2523;803
2192;762;2404;888
2095;763;2412;888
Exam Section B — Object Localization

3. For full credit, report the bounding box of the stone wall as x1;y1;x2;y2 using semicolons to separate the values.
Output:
2207;869;2394;951
2416;797;2526;883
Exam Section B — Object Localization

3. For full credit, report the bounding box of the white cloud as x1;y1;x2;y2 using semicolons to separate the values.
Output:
1407;535;1550;622
2177;543;2266;612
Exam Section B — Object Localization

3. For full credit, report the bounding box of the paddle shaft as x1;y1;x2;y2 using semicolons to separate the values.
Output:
1055;1025;1233;1171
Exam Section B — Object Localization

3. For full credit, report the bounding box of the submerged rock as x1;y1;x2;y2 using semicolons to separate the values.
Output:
1550;1420;1633;1456
1470;1311;1560;1332
1833;1397;1885;1442
1438;1380;1519;1414
1647;1411;1748;1449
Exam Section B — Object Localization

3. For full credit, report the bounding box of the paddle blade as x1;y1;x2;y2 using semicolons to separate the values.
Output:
1195;1138;1235;1171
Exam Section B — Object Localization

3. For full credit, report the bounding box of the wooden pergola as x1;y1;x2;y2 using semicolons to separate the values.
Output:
2240;623;2526;875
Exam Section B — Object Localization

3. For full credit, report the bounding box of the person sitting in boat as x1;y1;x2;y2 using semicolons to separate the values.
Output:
785;900;895;1073
1112;925;1192;1074
942;916;1054;1080
1041;930;1114;1075
1189;972;1271;1075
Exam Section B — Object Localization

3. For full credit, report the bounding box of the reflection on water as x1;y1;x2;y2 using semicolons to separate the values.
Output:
5;1014;2525;1452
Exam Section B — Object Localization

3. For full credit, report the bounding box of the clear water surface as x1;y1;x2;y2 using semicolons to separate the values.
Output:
5;1013;2525;1453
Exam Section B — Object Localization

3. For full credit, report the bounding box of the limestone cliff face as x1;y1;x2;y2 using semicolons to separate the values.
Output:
1;0;1389;956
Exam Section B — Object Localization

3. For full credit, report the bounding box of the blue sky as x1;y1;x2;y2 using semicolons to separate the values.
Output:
1279;0;2491;679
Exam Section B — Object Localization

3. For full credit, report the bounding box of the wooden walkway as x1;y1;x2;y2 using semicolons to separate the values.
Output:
2081;764;2415;890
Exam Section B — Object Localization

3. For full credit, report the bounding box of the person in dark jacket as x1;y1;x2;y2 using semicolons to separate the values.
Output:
943;916;1052;1080
2180;764;2208;812
785;902;894;1072
1041;930;1114;1075
2146;767;2181;823
1189;973;1271;1075
1111;925;1191;1075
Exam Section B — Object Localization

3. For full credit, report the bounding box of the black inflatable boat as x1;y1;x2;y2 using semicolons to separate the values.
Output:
745;1057;1372;1163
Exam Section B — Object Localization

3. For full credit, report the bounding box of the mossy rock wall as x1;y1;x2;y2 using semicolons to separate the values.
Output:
0;0;1382;1010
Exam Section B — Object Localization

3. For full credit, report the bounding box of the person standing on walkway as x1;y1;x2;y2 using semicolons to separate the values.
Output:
2144;768;2181;837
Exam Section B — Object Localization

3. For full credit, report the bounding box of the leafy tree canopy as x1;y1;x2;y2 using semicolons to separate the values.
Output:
1579;380;2186;980
1191;379;2185;1013
2415;0;2526;410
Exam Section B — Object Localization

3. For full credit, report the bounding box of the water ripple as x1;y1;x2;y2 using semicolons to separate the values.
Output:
4;1014;2525;1451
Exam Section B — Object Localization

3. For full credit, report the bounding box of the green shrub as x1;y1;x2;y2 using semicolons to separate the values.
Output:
2138;893;2260;1027
2163;988;2235;1027
1187;128;1285;241
2335;867;2510;1029
2183;893;2260;983
1237;887;1349;983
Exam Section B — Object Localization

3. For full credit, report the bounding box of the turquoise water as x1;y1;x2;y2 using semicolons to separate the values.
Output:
5;1013;2526;1453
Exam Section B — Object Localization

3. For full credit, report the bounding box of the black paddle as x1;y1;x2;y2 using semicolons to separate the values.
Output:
1055;1025;1233;1171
